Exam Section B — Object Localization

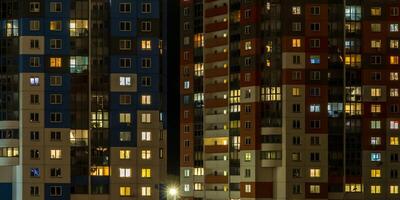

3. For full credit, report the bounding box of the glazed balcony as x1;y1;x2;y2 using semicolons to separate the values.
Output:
205;37;228;48
205;175;229;183
205;52;228;63
205;21;228;33
205;82;228;93
204;67;228;78
205;145;228;153
205;6;228;18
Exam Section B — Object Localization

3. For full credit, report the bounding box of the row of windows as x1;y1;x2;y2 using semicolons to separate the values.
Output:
28;2;153;14
30;186;62;197
119;186;153;197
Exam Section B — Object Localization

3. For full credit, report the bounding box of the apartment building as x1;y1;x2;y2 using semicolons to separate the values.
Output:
0;0;167;199
180;0;400;199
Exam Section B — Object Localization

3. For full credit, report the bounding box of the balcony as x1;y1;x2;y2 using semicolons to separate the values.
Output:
205;175;228;183
205;113;228;124
205;67;228;78
205;6;228;18
205;83;228;93
205;145;228;153
205;52;228;63
205;37;228;48
205;21;228;33
204;99;228;108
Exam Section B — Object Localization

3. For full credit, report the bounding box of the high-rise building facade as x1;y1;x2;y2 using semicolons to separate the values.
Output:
0;0;167;199
180;0;400;199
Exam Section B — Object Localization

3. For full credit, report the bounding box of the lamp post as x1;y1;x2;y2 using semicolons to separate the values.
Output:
167;187;178;200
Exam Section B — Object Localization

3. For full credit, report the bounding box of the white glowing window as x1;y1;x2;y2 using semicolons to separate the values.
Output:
119;168;131;178
119;76;131;86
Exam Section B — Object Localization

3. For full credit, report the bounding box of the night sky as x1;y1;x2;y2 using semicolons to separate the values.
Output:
166;1;180;176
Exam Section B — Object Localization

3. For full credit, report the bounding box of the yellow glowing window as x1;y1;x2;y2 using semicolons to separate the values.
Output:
345;103;362;116
371;169;381;178
119;150;131;159
310;185;320;194
50;21;62;31
371;7;381;16
120;186;132;196
371;185;381;194
310;169;321;178
390;185;399;194
50;149;62;159
70;20;88;37
50;57;62;68
90;166;110;176
292;39;301;47
390;56;399;64
345;54;361;67
292;88;300;96
141;168;151;178
371;104;381;113
141;150;151;159
345;184;362;192
141;95;151;105
141;40;152;50
371;40;381;48
390;137;399;145
193;33;204;48
371;88;381;97
245;41;252;50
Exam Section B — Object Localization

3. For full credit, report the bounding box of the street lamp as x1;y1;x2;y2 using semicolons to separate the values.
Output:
167;186;179;200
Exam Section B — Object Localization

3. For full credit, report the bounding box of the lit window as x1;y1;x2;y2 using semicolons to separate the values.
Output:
310;185;320;194
371;185;381;194
245;41;252;50
345;184;362;192
371;7;381;16
292;88;300;96
371;40;381;48
119;168;131;178
141;168;151;178
371;23;381;32
390;88;399;97
119;131;131;142
391;121;399;129
119;76;131;86
390;40;399;49
310;55;320;64
141;186;151;196
141;40;152;50
194;33;204;48
371;104;381;113
70;56;88;73
141;150;151;160
310;104;320;112
141;95;151;105
194;168;204;176
370;120;381;129
371;137;381;145
30;77;40;86
50;57;62;68
371;88;381;97
261;87;281;101
371;153;381;162
119;113;131;123
90;166;110;176
292;39;301;47
292;6;301;15
141;113;151;123
310;168;321;178
184;81;190;89
390;185;399;194
391;72;399;81
50;149;62;159
50;21;62;31
371;169;381;178
390;24;399;32
194;183;202;191
245;153;251;161
69;20;88;37
119;150;131;159
184;184;190;192
120;186;132;196
390;56;399;64
141;131;151;141
245;184;251;193
390;137;399;145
